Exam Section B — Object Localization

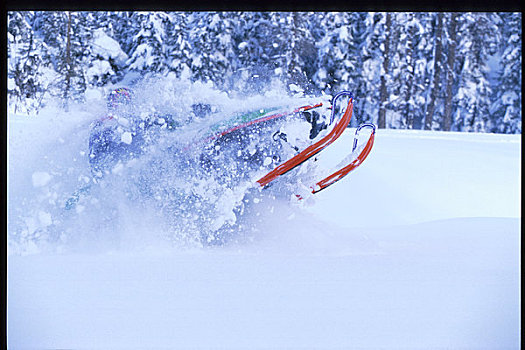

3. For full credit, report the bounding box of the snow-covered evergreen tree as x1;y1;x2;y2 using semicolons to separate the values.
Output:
86;28;129;87
407;13;435;130
60;12;90;108
387;12;432;130
32;11;89;108
164;12;192;79
454;13;498;132
348;12;372;126
314;13;359;92
279;12;317;94
263;12;296;87
126;12;171;75
312;12;369;123
8;11;47;114
312;12;344;93
490;12;521;134
423;12;446;130
23;11;88;109
442;12;460;131
377;12;392;129
232;12;285;94
385;12;410;129
188;12;237;90
358;12;386;125
108;11;136;57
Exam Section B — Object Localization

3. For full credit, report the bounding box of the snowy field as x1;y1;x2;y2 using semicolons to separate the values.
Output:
7;102;521;349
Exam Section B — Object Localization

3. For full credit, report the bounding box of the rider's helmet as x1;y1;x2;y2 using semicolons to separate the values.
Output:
107;87;134;111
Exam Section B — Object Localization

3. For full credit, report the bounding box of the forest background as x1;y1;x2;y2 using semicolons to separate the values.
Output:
7;11;522;133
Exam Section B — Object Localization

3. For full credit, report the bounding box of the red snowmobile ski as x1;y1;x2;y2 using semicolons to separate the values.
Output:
202;91;376;197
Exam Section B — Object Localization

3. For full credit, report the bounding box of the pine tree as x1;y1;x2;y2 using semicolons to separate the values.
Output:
127;12;171;75
8;11;47;114
454;13;497;132
346;12;370;125
491;12;521;134
165;12;192;79
442;12;459;132
388;12;430;130
424;12;445;130
232;12;288;94
258;12;305;91
358;12;387;125
312;12;340;93
109;11;136;57
386;12;411;129
84;12;129;87
284;12;317;94
187;12;238;90
377;12;392;129
31;11;89;109
313;13;365;98
59;12;89;109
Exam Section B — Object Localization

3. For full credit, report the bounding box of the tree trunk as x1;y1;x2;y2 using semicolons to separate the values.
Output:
424;12;444;130
287;12;299;87
404;16;417;129
442;12;458;131
287;12;310;91
378;12;392;129
63;11;72;110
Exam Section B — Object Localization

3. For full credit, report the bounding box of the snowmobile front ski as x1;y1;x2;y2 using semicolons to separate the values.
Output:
253;92;375;197
201;90;376;197
308;123;376;195
256;91;355;188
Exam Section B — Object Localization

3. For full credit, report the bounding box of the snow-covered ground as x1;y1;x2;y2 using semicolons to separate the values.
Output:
7;99;521;349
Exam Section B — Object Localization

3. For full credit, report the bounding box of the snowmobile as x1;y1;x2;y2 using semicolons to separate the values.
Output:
190;90;376;198
65;90;376;211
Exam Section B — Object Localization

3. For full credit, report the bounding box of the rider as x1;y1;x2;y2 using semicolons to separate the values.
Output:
88;87;146;179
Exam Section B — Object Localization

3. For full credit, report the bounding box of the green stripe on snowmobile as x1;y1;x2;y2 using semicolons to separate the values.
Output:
209;107;280;133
